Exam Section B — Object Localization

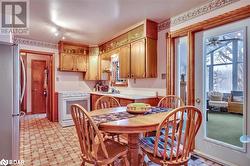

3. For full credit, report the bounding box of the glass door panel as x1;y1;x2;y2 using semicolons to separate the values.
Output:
175;36;188;104
205;30;244;148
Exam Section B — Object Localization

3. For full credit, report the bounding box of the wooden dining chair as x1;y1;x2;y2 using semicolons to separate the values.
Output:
158;95;185;109
94;95;122;142
139;106;202;166
144;95;185;137
95;95;121;110
71;104;129;166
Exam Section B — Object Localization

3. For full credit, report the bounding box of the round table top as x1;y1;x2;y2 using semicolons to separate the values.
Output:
89;107;171;134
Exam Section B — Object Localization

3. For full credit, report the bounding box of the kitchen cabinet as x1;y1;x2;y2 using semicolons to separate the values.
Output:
131;39;146;78
84;48;100;80
118;38;157;79
145;38;157;78
91;94;102;110
58;41;89;72
99;19;157;79
90;93;159;111
76;55;88;71
119;44;130;78
119;98;134;106
60;53;74;71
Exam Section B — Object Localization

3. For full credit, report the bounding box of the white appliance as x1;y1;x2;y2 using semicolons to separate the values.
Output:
58;91;90;127
0;42;26;160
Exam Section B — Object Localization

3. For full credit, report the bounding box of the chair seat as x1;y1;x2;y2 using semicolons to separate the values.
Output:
139;136;183;159
95;139;128;161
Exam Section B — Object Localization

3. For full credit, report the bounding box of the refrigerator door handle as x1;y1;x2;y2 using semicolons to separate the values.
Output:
20;56;26;103
12;111;25;117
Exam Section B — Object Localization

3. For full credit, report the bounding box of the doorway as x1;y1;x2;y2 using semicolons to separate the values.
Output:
194;19;250;165
20;50;53;119
31;60;48;114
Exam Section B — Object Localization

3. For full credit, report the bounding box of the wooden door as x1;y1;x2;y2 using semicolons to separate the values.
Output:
31;60;47;114
60;53;74;71
76;55;87;72
119;44;130;78
131;39;146;78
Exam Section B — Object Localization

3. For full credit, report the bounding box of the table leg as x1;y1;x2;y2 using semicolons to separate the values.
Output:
128;133;140;166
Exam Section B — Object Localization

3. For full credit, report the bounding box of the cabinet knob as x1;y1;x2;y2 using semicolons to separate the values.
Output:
131;74;134;78
127;74;130;78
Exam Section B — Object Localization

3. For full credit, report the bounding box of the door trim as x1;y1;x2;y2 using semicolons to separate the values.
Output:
20;49;55;121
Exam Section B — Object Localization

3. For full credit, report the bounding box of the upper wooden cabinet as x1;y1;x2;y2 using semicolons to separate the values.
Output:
146;38;157;78
129;38;157;78
100;19;158;79
58;41;89;72
119;44;130;78
84;47;100;80
131;39;146;78
99;19;157;54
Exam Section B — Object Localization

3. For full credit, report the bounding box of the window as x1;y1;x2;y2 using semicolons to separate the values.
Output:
110;54;127;86
206;30;243;93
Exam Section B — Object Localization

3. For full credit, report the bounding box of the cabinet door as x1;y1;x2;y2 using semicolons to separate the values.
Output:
60;53;74;71
76;55;87;72
85;54;100;80
91;94;101;110
119;44;130;78
146;38;157;78
119;98;134;106
131;39;146;78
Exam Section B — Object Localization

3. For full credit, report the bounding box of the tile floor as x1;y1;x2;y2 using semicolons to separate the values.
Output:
20;114;223;166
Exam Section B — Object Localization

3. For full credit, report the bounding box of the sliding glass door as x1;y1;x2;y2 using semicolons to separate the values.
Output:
195;18;250;165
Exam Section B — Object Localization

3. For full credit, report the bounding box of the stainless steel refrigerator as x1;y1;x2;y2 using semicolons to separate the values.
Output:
0;42;24;160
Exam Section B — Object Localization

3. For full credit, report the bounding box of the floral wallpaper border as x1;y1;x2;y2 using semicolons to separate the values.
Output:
158;0;240;32
13;37;58;49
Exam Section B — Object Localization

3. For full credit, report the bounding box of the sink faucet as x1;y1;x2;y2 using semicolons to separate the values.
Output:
111;87;120;94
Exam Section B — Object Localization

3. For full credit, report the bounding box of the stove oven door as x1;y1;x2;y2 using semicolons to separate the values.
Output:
63;97;90;120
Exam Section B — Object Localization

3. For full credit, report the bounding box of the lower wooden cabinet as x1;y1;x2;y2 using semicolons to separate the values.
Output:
90;94;159;111
119;98;134;106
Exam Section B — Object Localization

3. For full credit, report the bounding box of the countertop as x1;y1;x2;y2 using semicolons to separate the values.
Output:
89;91;158;100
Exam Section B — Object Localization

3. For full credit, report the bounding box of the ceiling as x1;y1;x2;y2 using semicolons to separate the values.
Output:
18;0;208;45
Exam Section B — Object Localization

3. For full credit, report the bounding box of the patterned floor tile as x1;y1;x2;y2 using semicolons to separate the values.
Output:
20;114;223;166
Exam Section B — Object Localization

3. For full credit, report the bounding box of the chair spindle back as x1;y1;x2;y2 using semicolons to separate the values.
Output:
154;106;202;165
158;95;184;109
95;96;121;110
71;104;109;162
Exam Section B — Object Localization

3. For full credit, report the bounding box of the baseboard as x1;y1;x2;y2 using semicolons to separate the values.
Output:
194;150;237;166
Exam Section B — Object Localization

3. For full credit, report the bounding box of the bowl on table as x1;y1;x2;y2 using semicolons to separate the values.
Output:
126;103;151;114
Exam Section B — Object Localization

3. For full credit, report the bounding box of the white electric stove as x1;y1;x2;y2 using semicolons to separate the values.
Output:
58;91;90;127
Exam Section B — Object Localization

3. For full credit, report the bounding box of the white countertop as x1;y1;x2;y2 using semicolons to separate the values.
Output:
89;91;157;100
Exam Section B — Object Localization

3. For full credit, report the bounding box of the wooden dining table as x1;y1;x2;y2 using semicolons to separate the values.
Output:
89;106;171;166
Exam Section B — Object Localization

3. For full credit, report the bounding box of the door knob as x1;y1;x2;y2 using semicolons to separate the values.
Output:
196;98;201;104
